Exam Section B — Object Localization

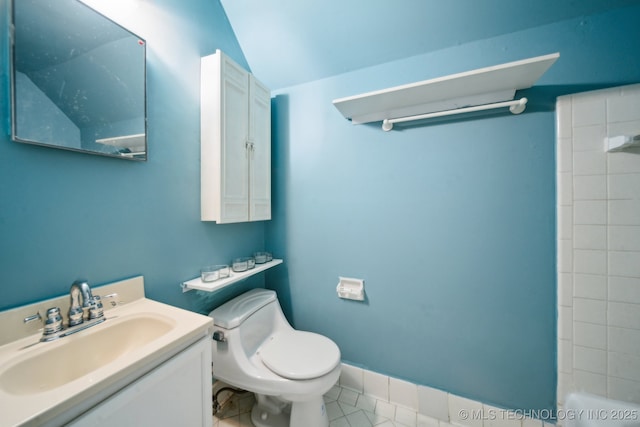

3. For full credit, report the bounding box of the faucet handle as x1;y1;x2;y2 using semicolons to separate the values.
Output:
43;307;63;335
88;296;104;320
23;312;42;325
39;307;63;342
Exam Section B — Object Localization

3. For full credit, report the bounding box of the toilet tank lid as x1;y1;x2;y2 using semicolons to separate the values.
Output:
208;288;276;329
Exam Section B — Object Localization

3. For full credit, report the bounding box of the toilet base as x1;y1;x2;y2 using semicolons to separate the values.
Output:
250;394;328;427
290;396;329;427
251;394;289;427
251;404;289;427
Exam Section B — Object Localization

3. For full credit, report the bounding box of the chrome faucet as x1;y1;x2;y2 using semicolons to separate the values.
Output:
23;280;108;343
68;279;95;326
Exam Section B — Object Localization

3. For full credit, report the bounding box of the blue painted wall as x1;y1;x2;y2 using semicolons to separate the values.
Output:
266;5;640;412
0;0;266;314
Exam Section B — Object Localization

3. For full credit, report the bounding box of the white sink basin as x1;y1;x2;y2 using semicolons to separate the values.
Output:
0;313;174;395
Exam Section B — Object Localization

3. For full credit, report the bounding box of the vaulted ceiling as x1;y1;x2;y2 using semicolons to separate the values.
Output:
220;0;640;90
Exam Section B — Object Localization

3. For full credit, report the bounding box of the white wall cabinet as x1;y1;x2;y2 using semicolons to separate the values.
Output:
67;337;212;427
201;49;271;223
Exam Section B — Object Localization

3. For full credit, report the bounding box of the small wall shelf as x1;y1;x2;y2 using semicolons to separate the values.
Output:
96;133;145;152
180;259;283;293
332;52;559;130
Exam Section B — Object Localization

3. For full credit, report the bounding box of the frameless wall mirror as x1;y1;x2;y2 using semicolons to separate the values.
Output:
10;0;147;161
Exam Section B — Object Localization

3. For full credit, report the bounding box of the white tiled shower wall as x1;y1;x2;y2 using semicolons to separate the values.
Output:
556;84;640;407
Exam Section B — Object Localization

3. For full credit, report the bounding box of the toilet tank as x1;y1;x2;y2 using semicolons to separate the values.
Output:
209;288;288;357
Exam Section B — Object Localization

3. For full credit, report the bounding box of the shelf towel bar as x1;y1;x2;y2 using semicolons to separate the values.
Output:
381;97;528;131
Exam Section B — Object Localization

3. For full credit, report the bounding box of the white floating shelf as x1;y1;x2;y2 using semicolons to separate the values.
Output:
96;133;146;152
180;259;283;293
332;52;559;130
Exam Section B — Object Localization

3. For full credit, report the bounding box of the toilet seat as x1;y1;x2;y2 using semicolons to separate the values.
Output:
259;331;340;380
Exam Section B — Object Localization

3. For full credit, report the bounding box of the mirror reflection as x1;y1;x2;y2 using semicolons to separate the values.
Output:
10;0;147;160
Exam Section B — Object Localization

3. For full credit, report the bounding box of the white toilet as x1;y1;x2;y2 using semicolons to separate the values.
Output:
208;288;341;427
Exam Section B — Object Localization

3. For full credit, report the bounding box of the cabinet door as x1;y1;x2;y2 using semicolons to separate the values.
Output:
68;337;212;427
248;76;272;221
201;50;271;223
219;55;250;223
200;53;221;222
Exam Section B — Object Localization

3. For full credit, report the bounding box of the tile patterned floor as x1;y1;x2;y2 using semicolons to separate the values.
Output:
213;383;433;427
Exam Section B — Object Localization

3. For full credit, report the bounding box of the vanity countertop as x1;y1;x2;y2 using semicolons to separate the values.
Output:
0;277;212;427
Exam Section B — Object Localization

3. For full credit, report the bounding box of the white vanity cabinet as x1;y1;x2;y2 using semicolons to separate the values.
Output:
201;49;271;223
67;337;212;427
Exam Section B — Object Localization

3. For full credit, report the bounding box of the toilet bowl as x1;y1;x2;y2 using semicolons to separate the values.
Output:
208;288;341;427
